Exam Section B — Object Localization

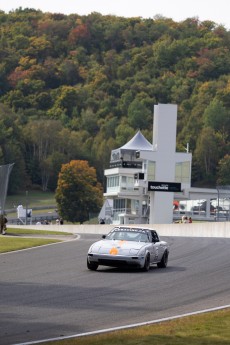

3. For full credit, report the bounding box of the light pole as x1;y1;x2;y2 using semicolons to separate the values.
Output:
216;186;220;222
25;191;28;225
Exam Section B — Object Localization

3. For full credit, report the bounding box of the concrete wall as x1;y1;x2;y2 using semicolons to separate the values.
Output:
9;222;230;238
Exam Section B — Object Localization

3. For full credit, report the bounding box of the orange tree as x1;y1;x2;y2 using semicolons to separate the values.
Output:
55;160;103;223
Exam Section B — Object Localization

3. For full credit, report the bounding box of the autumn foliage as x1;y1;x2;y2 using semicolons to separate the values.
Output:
55;160;103;223
0;9;230;192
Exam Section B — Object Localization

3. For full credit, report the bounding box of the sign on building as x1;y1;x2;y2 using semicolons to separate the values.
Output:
148;181;181;192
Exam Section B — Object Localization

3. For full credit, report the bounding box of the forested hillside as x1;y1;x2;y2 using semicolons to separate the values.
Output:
0;8;230;193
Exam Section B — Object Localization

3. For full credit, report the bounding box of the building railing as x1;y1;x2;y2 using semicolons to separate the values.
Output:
110;160;142;169
173;209;229;221
106;186;139;193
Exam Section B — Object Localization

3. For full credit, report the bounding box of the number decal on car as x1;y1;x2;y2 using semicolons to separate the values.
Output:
110;247;118;255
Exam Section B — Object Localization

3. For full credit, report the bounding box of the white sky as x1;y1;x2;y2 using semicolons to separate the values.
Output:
1;0;230;29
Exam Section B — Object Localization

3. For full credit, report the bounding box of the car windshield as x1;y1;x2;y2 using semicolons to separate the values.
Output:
106;229;150;242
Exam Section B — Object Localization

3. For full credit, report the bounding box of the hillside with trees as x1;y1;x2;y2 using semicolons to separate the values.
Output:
0;8;230;193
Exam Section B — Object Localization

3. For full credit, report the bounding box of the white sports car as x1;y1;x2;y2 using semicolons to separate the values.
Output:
87;226;169;271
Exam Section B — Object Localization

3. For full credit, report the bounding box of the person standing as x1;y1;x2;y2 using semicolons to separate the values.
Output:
0;214;7;235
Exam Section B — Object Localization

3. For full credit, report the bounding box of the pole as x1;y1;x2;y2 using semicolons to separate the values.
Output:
217;188;219;222
25;191;28;225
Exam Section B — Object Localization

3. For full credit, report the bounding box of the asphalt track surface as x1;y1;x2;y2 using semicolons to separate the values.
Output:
1;235;230;345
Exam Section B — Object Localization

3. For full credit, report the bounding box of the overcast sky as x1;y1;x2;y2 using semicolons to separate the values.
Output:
1;0;230;29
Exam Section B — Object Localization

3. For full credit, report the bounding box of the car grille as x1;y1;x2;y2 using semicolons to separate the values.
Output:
98;259;127;266
98;259;139;267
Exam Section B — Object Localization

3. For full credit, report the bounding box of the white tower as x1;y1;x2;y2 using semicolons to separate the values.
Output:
136;103;192;224
149;104;178;224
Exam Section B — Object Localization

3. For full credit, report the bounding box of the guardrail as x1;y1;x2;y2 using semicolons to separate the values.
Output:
8;215;58;225
8;222;230;238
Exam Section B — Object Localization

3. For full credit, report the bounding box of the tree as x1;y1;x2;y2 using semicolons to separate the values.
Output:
203;99;229;140
193;127;219;185
115;120;135;147
127;98;152;130
0;103;29;192
53;85;83;118
55;160;103;223
24;119;64;191
217;154;230;186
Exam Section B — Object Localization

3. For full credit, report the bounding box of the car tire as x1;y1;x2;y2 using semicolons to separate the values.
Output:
87;258;98;271
142;253;150;272
157;250;168;268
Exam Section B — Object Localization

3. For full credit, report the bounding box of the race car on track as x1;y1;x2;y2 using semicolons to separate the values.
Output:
87;226;169;271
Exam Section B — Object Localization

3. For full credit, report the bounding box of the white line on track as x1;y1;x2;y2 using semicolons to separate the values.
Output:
15;304;230;345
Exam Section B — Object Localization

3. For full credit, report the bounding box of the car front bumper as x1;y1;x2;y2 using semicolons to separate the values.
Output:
88;253;145;268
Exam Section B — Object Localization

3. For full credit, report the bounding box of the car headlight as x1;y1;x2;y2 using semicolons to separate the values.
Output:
88;244;100;253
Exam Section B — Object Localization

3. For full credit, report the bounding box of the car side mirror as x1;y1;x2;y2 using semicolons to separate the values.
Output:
102;235;106;239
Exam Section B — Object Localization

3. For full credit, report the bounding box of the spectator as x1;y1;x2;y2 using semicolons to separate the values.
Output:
0;214;7;235
182;216;189;223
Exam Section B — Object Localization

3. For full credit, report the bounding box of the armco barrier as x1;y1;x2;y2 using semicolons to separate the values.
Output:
9;222;230;238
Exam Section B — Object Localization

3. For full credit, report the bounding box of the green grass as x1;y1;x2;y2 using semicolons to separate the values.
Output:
5;191;56;209
5;190;98;223
6;228;73;235
0;228;73;253
43;308;230;345
0;237;61;253
5;190;57;219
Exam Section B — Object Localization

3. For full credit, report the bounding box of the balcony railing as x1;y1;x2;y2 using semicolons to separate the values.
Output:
110;160;142;169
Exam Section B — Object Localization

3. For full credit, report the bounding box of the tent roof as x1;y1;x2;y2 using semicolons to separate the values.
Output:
119;130;153;151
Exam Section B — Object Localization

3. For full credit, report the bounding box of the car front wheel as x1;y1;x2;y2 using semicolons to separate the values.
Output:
87;258;98;271
142;253;150;272
157;250;168;268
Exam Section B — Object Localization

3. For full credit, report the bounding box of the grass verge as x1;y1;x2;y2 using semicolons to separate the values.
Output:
0;228;73;253
6;228;73;236
44;308;230;345
0;237;61;253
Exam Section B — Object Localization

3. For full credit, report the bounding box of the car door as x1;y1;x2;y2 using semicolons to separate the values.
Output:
150;230;162;263
145;230;157;263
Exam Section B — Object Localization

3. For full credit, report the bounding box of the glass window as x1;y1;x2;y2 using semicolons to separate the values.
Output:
121;176;135;190
114;199;125;210
175;162;190;183
147;161;155;180
107;175;119;187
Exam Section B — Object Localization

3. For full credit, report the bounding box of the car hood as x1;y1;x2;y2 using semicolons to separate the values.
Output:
89;239;146;255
